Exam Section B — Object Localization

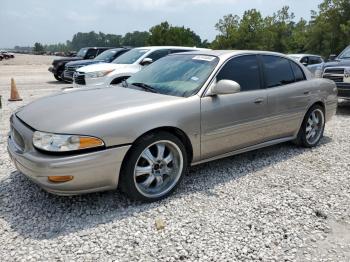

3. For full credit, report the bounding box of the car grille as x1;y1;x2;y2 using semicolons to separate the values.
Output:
74;72;86;85
324;68;344;75
323;68;345;83
11;125;25;151
66;66;78;71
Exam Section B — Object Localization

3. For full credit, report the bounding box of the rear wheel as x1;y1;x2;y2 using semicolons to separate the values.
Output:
294;105;325;147
119;132;187;202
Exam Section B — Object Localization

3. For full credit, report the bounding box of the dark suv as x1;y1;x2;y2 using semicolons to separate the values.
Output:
48;47;113;81
320;45;350;99
62;48;130;82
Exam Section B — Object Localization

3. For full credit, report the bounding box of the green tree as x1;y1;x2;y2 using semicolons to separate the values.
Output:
211;14;240;49
148;21;202;47
33;42;45;53
122;31;150;47
307;0;350;57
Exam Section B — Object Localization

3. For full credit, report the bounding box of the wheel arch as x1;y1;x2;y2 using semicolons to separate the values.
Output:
123;126;194;166
295;100;326;137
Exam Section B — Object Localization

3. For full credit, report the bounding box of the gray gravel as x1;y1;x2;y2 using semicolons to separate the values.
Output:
0;54;350;261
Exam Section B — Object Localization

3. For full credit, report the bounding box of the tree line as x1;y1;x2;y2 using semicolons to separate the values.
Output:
34;0;350;58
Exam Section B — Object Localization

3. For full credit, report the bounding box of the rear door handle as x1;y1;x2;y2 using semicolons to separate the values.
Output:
303;91;310;95
254;98;264;104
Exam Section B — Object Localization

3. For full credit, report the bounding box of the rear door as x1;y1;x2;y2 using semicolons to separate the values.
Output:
200;55;268;159
261;55;310;140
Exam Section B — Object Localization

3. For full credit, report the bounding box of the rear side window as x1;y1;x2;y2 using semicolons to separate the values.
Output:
216;55;261;91
262;55;295;88
146;49;170;61
290;61;306;82
300;56;309;65
309;56;322;64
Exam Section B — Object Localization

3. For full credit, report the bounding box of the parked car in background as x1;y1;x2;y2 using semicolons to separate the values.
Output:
288;54;324;76
48;47;113;81
73;46;208;88
8;50;337;201
0;51;15;59
314;45;350;99
63;48;130;82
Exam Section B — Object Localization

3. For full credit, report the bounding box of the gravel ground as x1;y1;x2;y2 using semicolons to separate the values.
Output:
0;54;350;261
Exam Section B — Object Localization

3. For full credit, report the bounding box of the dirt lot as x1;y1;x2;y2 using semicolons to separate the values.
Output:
0;54;349;261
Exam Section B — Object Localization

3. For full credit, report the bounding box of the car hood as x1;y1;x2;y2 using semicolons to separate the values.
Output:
65;59;101;67
324;59;350;68
77;63;138;73
53;57;82;64
16;87;182;136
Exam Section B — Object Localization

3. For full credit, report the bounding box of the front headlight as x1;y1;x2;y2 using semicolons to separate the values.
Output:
33;131;104;152
86;69;114;78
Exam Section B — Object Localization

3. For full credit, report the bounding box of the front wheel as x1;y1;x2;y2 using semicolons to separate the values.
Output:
294;105;325;148
54;74;62;81
119;132;187;202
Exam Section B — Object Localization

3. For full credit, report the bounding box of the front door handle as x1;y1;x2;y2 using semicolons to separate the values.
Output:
254;98;264;104
303;91;311;95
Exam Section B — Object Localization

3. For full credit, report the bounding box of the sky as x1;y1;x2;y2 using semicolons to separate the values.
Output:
0;0;322;48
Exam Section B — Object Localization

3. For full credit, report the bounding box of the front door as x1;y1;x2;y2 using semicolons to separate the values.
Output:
200;55;268;160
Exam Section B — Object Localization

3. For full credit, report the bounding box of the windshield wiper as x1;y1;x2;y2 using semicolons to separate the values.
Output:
131;82;159;93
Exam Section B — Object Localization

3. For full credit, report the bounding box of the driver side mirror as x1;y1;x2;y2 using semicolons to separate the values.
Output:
140;58;153;66
328;54;337;61
207;80;241;96
302;62;308;66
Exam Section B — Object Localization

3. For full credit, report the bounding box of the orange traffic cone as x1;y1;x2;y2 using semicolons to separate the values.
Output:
8;78;22;101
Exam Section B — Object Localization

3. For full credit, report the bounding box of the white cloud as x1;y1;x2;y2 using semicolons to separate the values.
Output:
65;11;98;23
96;0;236;11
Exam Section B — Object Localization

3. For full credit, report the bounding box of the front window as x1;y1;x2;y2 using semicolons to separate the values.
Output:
338;46;350;59
126;54;219;97
76;48;88;58
113;49;150;64
94;49;118;61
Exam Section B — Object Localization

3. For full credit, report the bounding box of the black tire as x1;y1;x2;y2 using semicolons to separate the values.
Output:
54;74;62;81
294;104;325;148
119;131;188;202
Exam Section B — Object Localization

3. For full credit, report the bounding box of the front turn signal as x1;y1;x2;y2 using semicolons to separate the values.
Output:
48;176;74;183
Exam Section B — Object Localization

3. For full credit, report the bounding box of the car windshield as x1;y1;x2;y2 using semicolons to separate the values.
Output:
339;46;350;59
113;49;149;64
94;49;118;61
76;48;88;58
126;54;219;97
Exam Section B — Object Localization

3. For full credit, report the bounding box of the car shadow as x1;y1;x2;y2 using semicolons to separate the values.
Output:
0;138;332;240
46;81;71;85
337;100;350;115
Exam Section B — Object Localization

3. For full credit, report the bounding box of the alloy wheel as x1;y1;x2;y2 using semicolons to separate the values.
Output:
133;140;184;198
305;108;324;145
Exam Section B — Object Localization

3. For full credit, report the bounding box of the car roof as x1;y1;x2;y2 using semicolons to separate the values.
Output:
81;47;115;50
170;50;294;60
134;46;209;51
288;54;322;58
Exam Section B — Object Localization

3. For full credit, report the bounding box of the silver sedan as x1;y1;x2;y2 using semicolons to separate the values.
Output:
8;50;338;201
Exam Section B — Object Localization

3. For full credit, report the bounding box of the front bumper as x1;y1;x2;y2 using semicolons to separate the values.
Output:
48;66;58;74
7;116;131;195
335;83;350;99
63;70;74;82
